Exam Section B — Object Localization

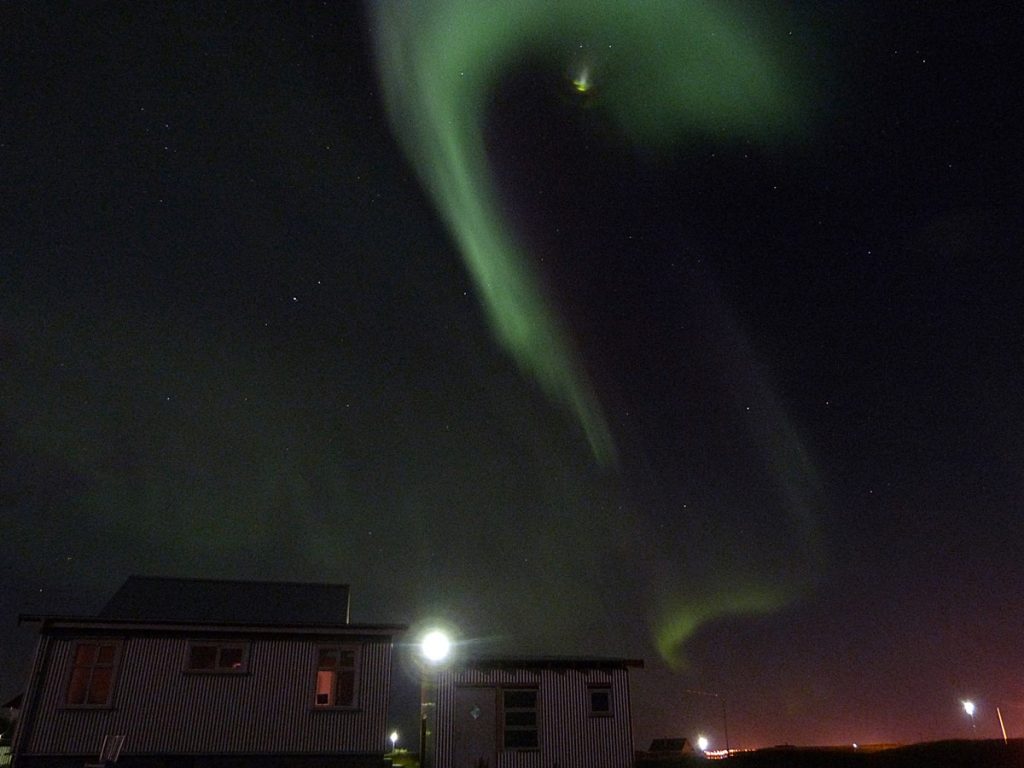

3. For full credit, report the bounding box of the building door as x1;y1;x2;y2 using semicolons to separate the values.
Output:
453;686;497;768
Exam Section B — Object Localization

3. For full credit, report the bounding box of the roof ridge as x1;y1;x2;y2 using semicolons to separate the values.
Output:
124;575;352;589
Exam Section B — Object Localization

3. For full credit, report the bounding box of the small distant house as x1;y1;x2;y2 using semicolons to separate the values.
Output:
638;738;695;761
425;656;642;768
2;693;21;732
2;693;22;720
12;576;406;768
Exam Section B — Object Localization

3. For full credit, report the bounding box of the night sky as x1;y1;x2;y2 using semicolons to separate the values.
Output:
2;1;1022;751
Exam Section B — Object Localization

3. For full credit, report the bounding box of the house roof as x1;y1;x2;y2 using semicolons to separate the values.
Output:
17;615;405;636
453;655;644;670
98;576;352;626
648;738;694;753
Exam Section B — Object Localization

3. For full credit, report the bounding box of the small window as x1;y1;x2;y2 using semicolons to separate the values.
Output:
502;689;538;750
314;645;359;707
589;686;612;716
66;640;120;707
186;642;250;673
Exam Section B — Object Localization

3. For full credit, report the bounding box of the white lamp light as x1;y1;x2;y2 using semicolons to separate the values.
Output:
421;629;451;663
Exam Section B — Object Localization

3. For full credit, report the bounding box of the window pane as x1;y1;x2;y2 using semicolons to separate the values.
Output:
87;668;112;705
504;690;536;709
335;669;356;706
315;669;335;706
318;648;338;669
189;645;218;670
337;650;355;668
219;647;244;670
591;690;611;713
96;644;116;664
505;711;536;727
74;643;97;666
504;730;538;749
68;667;90;705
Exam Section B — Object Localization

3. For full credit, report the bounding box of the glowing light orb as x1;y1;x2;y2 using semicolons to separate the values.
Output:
421;629;452;663
697;736;709;752
963;700;976;716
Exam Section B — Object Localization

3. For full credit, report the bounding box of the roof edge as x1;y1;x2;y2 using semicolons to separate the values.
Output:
19;614;407;634
117;575;353;590
453;656;644;669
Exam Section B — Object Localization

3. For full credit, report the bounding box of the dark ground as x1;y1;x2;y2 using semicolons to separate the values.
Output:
639;740;1024;768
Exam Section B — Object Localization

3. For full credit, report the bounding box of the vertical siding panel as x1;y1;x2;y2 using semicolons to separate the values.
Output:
433;669;455;768
23;633;394;757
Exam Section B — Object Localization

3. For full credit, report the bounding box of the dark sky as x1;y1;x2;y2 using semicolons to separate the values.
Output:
2;1;1022;750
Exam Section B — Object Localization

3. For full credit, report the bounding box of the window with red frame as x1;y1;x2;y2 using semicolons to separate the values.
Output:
314;646;359;707
67;640;120;707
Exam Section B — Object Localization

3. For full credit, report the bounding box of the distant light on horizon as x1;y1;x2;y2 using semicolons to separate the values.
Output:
697;735;709;752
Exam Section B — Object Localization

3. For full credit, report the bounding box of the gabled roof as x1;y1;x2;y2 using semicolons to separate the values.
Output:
98;576;351;626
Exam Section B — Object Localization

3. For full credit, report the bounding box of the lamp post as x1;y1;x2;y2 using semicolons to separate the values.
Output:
390;731;398;752
696;736;709;754
683;689;730;755
419;629;453;768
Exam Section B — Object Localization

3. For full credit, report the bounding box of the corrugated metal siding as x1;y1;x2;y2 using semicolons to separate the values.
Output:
11;635;50;765
435;668;633;768
24;636;392;757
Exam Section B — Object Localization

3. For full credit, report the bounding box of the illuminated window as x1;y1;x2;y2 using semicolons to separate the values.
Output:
502;689;538;749
589;685;612;716
186;641;249;673
66;640;120;707
314;646;359;707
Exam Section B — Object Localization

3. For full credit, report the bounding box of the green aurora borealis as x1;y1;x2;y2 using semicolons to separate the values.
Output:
6;0;1023;746
371;0;805;466
371;0;821;664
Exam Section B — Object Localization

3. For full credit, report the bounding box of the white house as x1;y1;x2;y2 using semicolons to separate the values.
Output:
424;656;642;768
12;576;405;768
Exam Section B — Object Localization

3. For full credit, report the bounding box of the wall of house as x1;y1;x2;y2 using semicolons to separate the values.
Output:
19;634;392;758
433;667;634;768
16;755;388;768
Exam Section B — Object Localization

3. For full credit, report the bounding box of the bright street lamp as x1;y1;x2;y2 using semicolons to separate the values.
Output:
682;688;730;754
390;731;398;751
962;700;976;732
421;630;452;664
418;627;455;768
697;736;709;753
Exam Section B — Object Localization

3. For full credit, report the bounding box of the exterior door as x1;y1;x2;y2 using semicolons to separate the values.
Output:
453;686;497;768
